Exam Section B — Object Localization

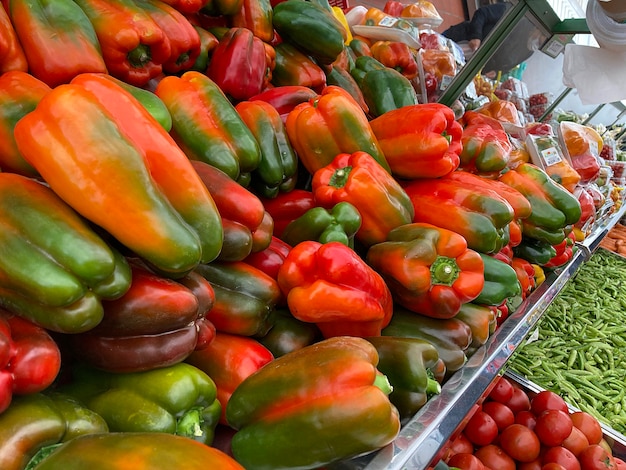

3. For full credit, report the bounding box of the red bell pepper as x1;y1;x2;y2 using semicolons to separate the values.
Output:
243;236;292;283
186;331;274;424
544;230;577;269
73;0;173;86
159;0;209;14
312;151;414;247
231;0;274;43
367;222;485;319
277;240;393;338
0;309;61;414
0;4;27;74
8;0;108;87
511;256;536;299
271;42;327;93
136;0;202;74
0;71;50;177
370;40;419;80
369;103;463;179
285;85;390;174
261;189;317;238
248;85;318;124
207;27;269;102
459;111;514;176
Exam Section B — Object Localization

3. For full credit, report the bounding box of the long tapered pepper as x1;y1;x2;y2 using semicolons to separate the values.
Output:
0;392;108;470
14;73;223;278
207;27;269;102
8;0;107;88
0;173;131;333
369;103;462;179
59;362;221;446
235;99;299;199
0;310;61;414
0;71;50;177
155;71;261;180
285;86;390;175
366;222;485;319
186;332;274;424
0;4;27;74
72;0;171;86
312;151;414;247
277;241;393;338
403;174;516;254
226;336;400;470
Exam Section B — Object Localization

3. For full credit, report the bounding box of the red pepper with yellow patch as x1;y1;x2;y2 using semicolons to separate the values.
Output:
370;40;418;80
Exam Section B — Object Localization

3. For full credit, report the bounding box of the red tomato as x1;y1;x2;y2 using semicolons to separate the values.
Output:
474;444;516;470
542;464;567;470
516;410;538;430
614;457;626;470
531;390;570;415
562;425;590;457
488;376;514;403
499;423;541;462
482;401;515;431
447;452;486;470
571;411;603;445
578;444;617;470
518;458;544;470
542;446;581;470
446;432;475;459
506;385;532;414
534;410;574;447
464;410;499;447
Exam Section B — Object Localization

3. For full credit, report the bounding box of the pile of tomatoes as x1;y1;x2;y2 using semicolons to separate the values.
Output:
439;375;626;470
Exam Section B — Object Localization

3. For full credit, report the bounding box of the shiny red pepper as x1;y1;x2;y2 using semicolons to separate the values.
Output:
261;189;317;238
248;85;318;124
271;42;327;93
544;230;577;269
511;256;536;299
207;27;269;102
243;236;292;283
0;309;61;414
370;40;418;80
0;4;27;74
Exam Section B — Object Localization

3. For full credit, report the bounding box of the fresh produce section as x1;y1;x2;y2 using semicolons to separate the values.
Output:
1;0;626;468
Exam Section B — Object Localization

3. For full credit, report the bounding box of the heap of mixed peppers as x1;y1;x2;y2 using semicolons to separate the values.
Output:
0;0;601;468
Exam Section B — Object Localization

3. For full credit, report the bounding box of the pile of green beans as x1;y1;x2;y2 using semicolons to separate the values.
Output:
509;248;626;435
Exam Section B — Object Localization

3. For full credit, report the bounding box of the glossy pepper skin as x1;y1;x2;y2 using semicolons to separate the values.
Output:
257;308;321;357
156;71;261;180
0;310;61;414
31;432;245;470
403;174;515;254
72;0;171;86
8;0;107;88
459;111;513;175
474;253;522;306
226;336;401;470
191;160;272;259
280;202;362;248
455;302;496;354
195;261;282;337
324;63;370;115
0;173;131;333
207;27;268;102
232;0;274;43
499;163;582;246
367;223;485;319
186;332;274;424
365;336;441;424
14;73;223;278
271;42;327;92
243;236;292;283
135;0;201;74
69;262;216;373
369;103;462;179
383;306;473;378
59;363;221;446
235;99;299;199
510;256;536;300
0;71;50;177
313;151;414;247
277;241;393;338
0;4;27;74
249;85;318;124
261;189;317;238
513;237;557;266
370;40;418;79
286;85;390;175
544;231;577;269
160;0;210;13
350;55;418;118
272;0;347;65
0;392;108;470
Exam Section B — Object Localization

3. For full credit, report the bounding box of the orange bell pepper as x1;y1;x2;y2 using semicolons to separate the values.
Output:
370;40;419;80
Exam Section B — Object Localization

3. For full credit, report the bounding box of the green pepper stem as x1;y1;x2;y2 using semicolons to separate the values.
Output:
127;44;152;68
25;444;63;470
176;406;205;440
373;371;393;395
329;166;353;188
430;256;460;286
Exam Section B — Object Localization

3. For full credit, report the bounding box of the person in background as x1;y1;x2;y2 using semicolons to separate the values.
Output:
442;1;511;53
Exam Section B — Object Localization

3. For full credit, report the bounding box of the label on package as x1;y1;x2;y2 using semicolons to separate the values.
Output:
541;147;562;166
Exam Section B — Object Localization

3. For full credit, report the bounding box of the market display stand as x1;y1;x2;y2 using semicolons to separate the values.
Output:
328;1;623;467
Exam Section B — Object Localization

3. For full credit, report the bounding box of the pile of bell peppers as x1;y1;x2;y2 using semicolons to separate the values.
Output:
0;0;592;468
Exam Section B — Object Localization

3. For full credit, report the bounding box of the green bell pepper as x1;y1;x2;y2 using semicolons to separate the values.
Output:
350;55;418;118
57;363;221;446
365;336;441;424
513;237;558;266
226;336;401;470
257;308;322;357
280;201;362;248
473;253;522;306
0;392;108;470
